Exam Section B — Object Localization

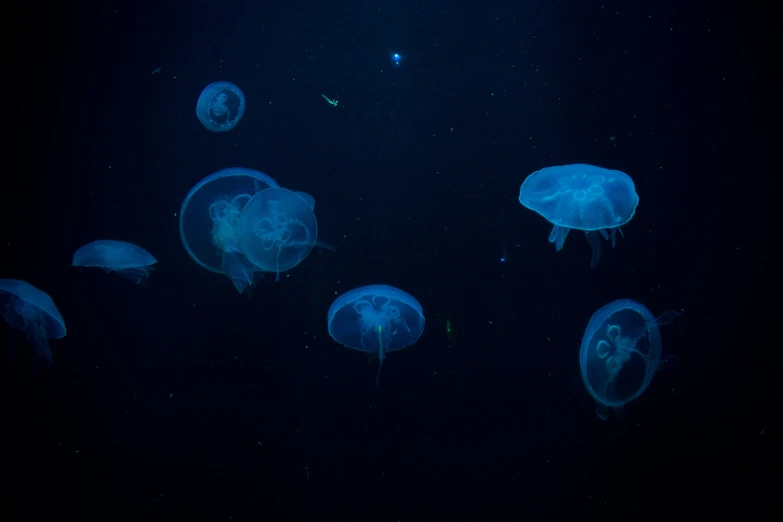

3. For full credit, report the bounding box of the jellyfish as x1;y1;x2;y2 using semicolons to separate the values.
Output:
238;187;335;282
0;279;66;370
327;285;425;386
580;299;680;420
72;240;157;284
518;164;638;268
196;81;246;132
180;167;278;293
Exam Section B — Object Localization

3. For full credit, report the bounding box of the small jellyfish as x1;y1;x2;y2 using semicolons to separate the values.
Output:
327;285;425;386
179;167;278;293
580;299;680;420
72;240;157;284
0;279;66;370
196;81;246;132
391;52;402;66
518;164;638;268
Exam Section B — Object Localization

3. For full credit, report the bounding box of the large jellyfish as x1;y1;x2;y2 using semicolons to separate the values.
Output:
196;81;246;132
0;279;66;369
238;187;335;282
72;240;157;284
180;167;278;293
580;299;680;420
518;164;638;268
327;285;425;386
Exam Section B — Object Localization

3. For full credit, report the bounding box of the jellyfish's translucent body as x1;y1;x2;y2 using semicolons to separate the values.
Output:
580;299;680;420
196;81;246;132
238;187;320;282
0;279;66;369
519;164;638;268
180;167;278;293
72;240;157;284
327;285;425;386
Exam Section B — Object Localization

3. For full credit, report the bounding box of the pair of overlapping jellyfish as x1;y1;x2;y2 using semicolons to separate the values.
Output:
519;164;639;268
328;285;425;386
580;299;681;420
180;167;335;293
0;279;66;370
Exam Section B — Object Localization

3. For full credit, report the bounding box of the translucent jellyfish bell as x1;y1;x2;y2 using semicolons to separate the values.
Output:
196;81;246;132
519;164;638;268
237;187;320;282
180;168;278;293
580;299;680;420
327;285;425;386
72;240;157;284
0;279;66;369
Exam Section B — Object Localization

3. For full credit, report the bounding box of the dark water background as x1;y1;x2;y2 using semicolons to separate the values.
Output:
1;0;773;520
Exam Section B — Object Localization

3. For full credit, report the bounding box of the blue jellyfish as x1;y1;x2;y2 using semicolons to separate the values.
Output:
327;285;425;386
237;187;335;282
196;81;246;132
518;164;638;268
72;240;157;284
180;167;278;293
0;279;66;369
580;299;680;420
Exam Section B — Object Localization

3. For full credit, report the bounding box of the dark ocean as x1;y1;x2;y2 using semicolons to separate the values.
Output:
1;0;773;520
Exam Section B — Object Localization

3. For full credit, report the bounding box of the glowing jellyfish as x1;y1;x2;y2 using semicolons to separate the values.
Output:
580;299;680;420
180;167;278;293
391;52;402;66
519;164;638;268
237;187;335;282
196;81;246;132
327;285;425;386
0;279;66;369
72;240;157;284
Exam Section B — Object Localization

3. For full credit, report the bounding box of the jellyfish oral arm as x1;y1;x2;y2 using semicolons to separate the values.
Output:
315;240;337;251
375;325;385;386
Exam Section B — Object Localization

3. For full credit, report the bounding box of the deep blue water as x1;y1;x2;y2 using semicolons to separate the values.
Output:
0;0;773;520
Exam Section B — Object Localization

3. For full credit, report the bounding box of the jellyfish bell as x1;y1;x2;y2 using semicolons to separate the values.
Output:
196;81;246;132
72;240;157;284
327;285;425;386
580;299;680;420
518;164;638;268
0;279;66;371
